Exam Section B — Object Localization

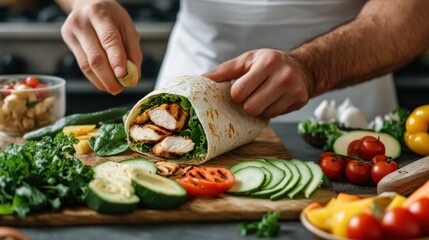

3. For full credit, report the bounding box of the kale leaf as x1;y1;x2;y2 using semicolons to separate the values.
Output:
0;132;93;218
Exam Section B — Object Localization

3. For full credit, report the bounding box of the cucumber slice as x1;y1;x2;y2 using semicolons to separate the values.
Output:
87;178;140;215
259;167;273;189
287;159;312;199
120;158;157;174
270;160;300;200
303;162;324;198
130;167;187;210
250;159;292;198
226;166;265;195
333;130;401;159
229;159;285;190
93;161;130;183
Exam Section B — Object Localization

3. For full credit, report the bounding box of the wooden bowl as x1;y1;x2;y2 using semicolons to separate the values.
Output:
300;212;346;240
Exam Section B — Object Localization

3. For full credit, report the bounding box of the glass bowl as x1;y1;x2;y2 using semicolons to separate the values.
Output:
0;74;66;136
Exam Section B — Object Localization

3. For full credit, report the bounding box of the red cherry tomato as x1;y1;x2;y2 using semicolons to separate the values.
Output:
176;167;235;197
347;213;383;240
35;83;49;99
318;151;334;162
319;155;344;180
357;136;385;161
347;139;361;156
23;76;40;88
370;160;399;184
1;82;15;96
381;208;422;240
345;160;371;185
370;154;388;165
408;197;429;235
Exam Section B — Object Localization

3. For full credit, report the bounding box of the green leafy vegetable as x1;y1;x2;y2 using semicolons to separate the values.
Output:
239;211;280;238
378;108;410;150
89;123;129;156
298;119;342;151
134;93;207;160
0;132;93;218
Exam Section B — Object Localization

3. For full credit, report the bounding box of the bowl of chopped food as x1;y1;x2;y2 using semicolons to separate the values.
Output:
0;74;66;136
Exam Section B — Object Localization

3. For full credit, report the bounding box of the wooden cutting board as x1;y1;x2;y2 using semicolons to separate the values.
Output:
0;128;336;226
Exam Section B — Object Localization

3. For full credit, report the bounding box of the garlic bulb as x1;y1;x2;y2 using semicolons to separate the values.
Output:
313;100;337;122
338;106;368;129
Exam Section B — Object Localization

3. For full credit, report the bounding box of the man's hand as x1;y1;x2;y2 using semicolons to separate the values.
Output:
58;0;142;95
203;49;313;119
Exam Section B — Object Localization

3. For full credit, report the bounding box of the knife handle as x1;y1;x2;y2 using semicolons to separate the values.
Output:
377;156;429;195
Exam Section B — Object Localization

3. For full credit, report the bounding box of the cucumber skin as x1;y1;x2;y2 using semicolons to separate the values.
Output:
86;187;139;215
23;107;129;140
304;162;324;198
132;180;187;210
270;160;300;201
226;166;266;196
287;160;312;199
251;160;292;199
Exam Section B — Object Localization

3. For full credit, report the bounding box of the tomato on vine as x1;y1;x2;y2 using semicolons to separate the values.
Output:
347;139;361;157
371;159;399;184
345;160;371;185
319;154;344;180
357;136;385;161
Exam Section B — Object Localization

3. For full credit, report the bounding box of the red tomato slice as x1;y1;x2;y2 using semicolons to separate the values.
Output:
177;167;235;197
176;177;224;197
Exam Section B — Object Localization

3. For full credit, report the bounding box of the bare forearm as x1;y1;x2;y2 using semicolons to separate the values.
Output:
291;0;429;98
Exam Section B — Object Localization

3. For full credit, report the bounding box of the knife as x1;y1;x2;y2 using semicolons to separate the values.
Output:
377;155;429;195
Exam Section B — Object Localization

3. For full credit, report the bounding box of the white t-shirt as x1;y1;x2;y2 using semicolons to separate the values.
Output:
156;0;398;122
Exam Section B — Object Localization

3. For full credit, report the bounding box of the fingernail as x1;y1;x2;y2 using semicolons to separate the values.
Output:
114;66;126;78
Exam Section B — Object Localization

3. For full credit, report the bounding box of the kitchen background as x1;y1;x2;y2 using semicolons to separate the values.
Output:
0;0;428;114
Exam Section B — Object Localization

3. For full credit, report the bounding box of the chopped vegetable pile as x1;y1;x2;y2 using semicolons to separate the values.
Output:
0;132;93;218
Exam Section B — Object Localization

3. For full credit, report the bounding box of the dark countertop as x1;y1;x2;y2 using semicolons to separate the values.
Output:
17;122;419;240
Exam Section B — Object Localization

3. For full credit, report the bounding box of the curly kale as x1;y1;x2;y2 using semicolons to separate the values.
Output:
0;132;93;218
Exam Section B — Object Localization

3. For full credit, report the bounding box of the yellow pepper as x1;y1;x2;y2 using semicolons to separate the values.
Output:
404;104;429;156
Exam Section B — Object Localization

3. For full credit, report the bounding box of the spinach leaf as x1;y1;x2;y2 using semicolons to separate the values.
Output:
90;123;129;157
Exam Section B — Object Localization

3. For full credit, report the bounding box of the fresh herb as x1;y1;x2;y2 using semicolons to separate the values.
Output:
89;123;129;157
135;93;208;160
298;119;342;151
239;211;280;238
378;108;410;149
0;132;93;218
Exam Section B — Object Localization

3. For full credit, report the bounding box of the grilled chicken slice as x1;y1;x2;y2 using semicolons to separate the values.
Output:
134;109;150;124
148;103;189;132
152;136;195;159
129;124;172;144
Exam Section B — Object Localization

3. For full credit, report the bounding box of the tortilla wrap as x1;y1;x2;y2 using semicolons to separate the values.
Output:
124;75;268;165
